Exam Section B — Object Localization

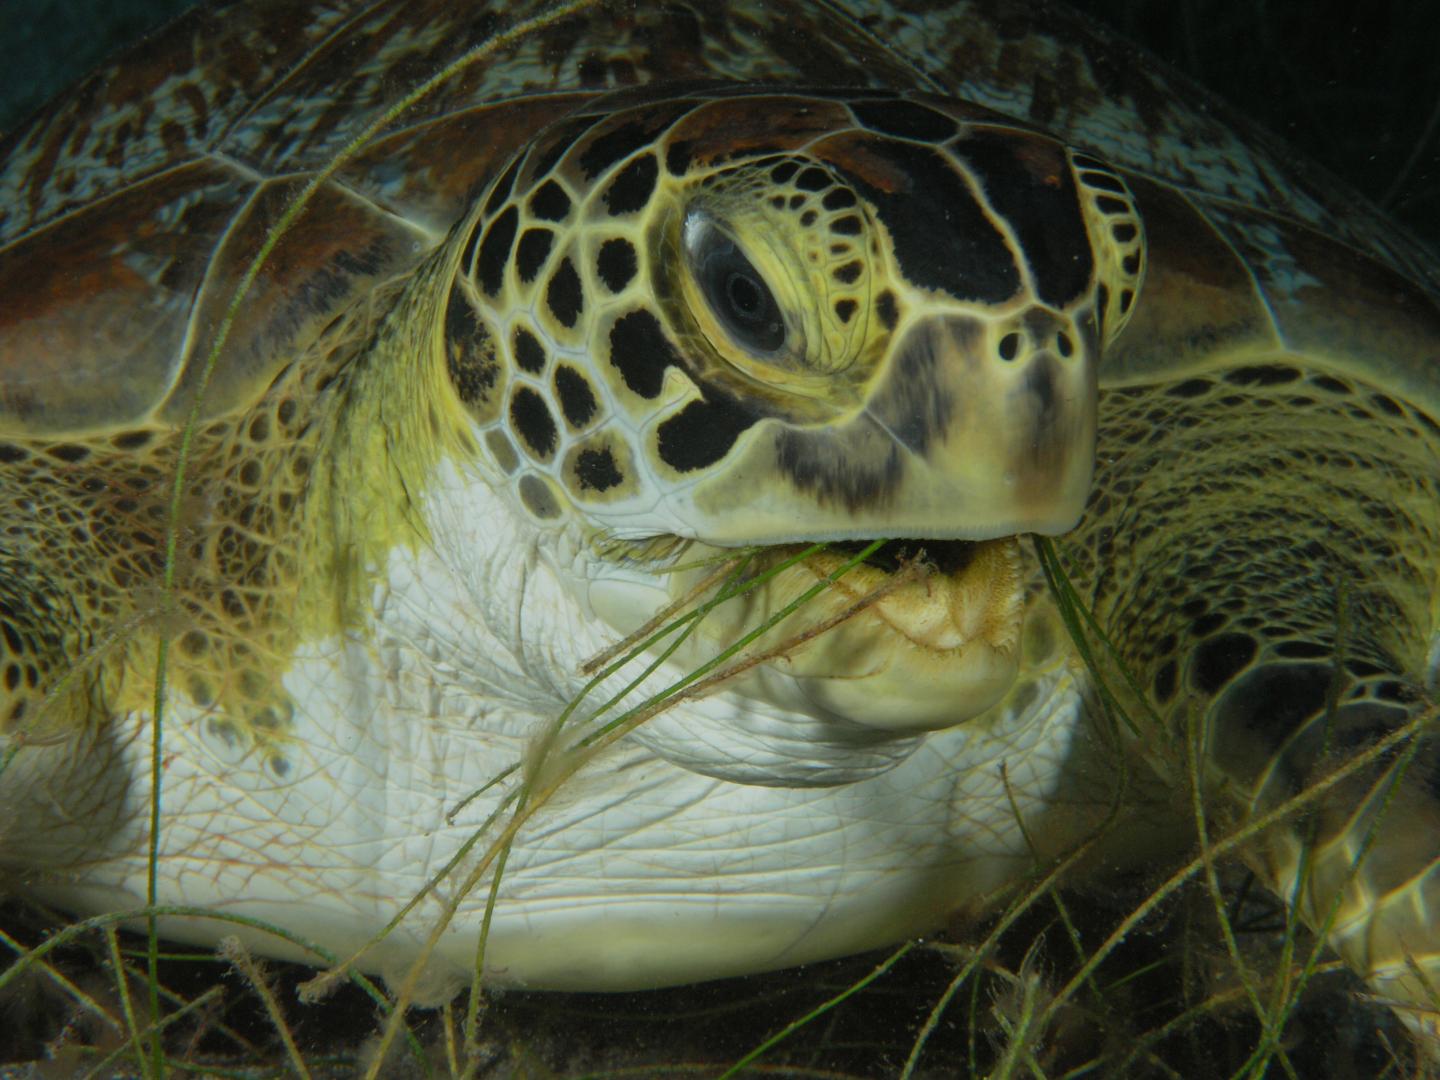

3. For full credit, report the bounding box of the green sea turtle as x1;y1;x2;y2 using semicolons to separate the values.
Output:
0;0;1438;1061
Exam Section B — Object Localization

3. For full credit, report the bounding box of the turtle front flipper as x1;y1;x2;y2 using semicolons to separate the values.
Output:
1061;173;1440;1047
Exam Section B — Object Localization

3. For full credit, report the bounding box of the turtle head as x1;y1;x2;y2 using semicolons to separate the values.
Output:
438;90;1144;747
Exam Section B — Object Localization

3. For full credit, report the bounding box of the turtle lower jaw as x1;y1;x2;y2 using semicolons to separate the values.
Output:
766;535;1024;731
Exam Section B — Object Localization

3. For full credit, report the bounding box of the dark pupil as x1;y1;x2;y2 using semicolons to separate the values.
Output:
726;273;764;319
695;228;785;354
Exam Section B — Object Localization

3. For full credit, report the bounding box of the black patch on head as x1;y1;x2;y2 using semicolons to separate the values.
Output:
512;326;547;374
1112;222;1138;243
800;210;817;226
850;99;955;142
477;205;519;296
954;131;1093;308
829;215;862;236
597;238;638;293
575;447;624;491
848;140;1019;304
516;228;554;283
666;140;693;176
604;153;659;215
509;387;558;460
1190;633;1258;696
998;332;1021;361
609;309;682;399
833;261;862;284
1096;195;1130;216
770;161;799;183
554;364;598;428
529;180;572;222
529;114;603;180
656;390;759;472
444;285;498;406
876;290;899;330
834;298;856;323
484;156;523;216
546;257;584;328
822;187;858;210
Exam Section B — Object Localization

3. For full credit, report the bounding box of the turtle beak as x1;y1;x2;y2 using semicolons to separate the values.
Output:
859;310;1099;538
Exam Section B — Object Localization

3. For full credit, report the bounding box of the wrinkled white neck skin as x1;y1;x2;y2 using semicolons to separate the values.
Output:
417;455;923;787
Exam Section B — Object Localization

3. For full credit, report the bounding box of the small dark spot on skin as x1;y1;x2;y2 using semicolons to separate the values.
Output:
833;261;862;285
554;365;598;428
0;444;27;463
1153;659;1177;702
112;430;152;449
529;180;571;222
485;429;520;473
510;387;558;460
515;228;554;283
1121;252;1141;276
800;210;817;227
834;298;857;323
575;447;624;491
1168;378;1210;399
485;157;523;216
1056;332;1073;357
788;194;806;210
1119;289;1134;313
822;187;858;210
1096;195;1130;216
771;161;799;183
604;153;659;216
609;310;681;399
850;99;956;141
1112;222;1137;243
1079;169;1127;194
1190;632;1258;695
666;140;693;176
830;215;863;236
796;167;830;192
1224;365;1300;387
596;238;638;292
48;444;89;462
1311;375;1351;395
518;473;562;519
277;399;297;425
478;205;519;295
513;327;547;374
770;195;786;209
998;332;1021;361
546;257;584;328
876;291;899;330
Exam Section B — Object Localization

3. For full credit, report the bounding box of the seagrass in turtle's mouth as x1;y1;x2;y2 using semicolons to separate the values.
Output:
663;532;1026;732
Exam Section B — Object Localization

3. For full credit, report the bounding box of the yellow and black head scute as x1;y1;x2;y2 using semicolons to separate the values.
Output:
442;88;1144;544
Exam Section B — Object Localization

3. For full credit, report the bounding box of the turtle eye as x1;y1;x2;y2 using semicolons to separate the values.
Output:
685;214;786;355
